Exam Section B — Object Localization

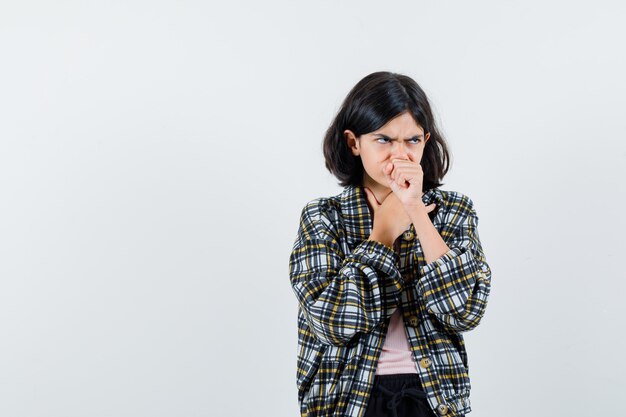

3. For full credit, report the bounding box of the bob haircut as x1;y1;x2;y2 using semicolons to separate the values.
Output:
323;71;451;190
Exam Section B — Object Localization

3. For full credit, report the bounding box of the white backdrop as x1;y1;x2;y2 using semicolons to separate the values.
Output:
1;1;625;416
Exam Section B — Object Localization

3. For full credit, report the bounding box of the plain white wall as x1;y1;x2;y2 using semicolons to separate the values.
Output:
1;1;625;416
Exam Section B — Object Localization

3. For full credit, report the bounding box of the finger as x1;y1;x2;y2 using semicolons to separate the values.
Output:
385;169;398;191
383;164;395;186
392;161;413;187
392;158;413;168
396;165;420;187
389;162;399;185
393;165;408;188
387;163;395;181
383;162;392;177
392;159;421;176
399;169;410;188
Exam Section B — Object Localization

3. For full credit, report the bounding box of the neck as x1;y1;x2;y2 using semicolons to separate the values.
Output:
362;175;392;204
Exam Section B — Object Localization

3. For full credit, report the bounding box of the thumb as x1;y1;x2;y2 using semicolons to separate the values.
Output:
382;163;399;193
385;174;399;193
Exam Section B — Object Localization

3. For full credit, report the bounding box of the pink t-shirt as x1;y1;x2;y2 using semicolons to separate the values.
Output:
375;308;418;374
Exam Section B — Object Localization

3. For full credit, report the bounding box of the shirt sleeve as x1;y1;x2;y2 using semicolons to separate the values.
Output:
289;200;405;346
414;195;492;333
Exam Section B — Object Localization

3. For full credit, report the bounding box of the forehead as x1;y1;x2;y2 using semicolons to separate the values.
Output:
372;112;424;135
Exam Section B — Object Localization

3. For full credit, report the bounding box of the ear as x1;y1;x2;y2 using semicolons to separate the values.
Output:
344;129;360;156
424;132;431;143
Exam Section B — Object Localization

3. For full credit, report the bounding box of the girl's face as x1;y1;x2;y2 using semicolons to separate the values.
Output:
345;111;430;191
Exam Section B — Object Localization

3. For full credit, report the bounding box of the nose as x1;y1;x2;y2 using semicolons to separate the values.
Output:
391;142;410;160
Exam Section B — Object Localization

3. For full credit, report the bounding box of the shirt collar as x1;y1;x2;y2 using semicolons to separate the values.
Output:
338;183;444;247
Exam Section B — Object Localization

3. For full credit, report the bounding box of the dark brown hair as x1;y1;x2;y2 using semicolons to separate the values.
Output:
323;71;451;190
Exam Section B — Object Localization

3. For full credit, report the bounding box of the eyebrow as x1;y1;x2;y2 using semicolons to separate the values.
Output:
372;134;424;140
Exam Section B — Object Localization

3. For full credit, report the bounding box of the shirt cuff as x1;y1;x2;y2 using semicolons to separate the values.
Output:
346;239;403;286
420;246;465;277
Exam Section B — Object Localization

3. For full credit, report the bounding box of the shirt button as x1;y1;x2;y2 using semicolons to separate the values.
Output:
402;230;415;241
436;404;449;415
419;357;432;368
408;315;419;327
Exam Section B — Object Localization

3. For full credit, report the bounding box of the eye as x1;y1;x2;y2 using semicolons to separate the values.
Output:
375;137;421;144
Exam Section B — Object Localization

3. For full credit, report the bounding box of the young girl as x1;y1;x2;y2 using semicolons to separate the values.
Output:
288;71;492;417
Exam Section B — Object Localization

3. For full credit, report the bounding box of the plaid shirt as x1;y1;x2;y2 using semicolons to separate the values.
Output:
288;184;492;417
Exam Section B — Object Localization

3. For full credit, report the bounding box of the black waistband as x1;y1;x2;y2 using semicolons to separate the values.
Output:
369;373;431;416
370;373;424;397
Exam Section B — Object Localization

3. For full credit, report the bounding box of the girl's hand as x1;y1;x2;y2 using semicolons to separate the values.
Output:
383;156;437;213
363;187;412;246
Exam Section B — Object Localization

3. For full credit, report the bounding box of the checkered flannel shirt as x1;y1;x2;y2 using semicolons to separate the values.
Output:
288;184;492;417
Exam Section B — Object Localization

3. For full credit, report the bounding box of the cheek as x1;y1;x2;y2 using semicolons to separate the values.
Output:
361;155;384;175
362;148;390;173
